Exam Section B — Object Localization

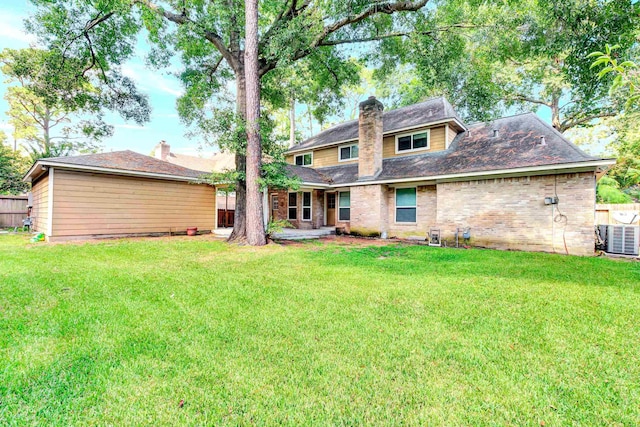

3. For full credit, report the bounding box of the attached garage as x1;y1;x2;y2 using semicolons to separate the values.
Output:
24;151;216;242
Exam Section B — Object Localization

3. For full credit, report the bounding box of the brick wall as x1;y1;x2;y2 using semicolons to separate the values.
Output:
435;173;596;255
350;184;388;236
271;189;324;229
387;185;437;238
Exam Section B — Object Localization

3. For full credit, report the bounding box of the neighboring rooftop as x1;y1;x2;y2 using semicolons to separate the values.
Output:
288;96;464;153
293;113;607;185
154;141;236;173
25;150;207;181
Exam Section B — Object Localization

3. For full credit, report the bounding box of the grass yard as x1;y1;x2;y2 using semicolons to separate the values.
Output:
0;235;639;425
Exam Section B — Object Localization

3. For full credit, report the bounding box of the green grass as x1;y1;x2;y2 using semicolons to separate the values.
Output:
1;235;639;426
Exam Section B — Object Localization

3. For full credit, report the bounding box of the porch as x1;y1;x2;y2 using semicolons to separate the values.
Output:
213;226;335;240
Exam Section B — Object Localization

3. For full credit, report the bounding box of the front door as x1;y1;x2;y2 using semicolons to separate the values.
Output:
271;194;279;220
326;192;336;226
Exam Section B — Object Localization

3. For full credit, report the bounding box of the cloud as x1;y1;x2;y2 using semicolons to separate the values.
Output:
121;63;184;98
0;122;12;131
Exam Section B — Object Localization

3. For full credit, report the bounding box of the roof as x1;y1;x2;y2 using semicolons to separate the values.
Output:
162;151;236;173
24;150;208;182
288;96;464;153
291;113;612;186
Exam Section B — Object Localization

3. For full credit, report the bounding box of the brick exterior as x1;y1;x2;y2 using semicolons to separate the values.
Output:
358;97;384;179
270;189;324;229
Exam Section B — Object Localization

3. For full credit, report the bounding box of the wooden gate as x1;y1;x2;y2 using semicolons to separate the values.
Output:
0;195;28;228
217;209;235;228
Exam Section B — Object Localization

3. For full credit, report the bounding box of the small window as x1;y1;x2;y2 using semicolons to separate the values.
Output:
396;130;430;153
288;192;297;220
338;191;350;221
339;144;359;161
302;191;312;221
396;188;417;223
295;153;312;166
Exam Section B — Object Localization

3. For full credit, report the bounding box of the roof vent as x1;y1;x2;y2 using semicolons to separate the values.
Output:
539;136;546;146
466;130;471;137
492;129;499;137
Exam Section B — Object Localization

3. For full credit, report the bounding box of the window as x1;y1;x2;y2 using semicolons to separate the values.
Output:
302;192;312;221
295;153;312;166
288;192;297;220
271;195;279;210
339;144;359;161
396;188;417;223
338;191;350;221
396;130;430;153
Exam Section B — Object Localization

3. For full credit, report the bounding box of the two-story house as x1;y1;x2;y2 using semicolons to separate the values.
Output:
271;96;613;255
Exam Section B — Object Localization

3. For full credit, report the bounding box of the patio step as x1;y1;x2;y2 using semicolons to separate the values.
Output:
272;227;335;240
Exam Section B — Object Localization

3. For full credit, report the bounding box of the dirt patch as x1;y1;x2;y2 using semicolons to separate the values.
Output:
276;235;415;248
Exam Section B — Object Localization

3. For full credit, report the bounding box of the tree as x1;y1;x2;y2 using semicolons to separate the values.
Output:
0;131;30;195
0;47;149;161
376;0;639;132
589;44;640;109
29;0;430;244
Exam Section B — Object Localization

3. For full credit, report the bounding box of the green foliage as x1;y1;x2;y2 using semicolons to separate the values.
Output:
0;47;150;160
597;176;632;203
0;132;30;195
265;218;292;237
378;0;639;131
589;44;640;109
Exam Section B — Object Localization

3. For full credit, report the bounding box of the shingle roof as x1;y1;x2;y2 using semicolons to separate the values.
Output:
294;113;605;186
288;96;463;152
42;150;206;179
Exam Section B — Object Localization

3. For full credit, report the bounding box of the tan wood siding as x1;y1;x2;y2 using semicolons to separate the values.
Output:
31;174;49;233
383;125;447;158
50;170;215;238
447;125;458;146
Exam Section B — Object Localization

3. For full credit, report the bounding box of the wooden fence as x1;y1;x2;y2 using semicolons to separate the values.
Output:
596;203;640;226
0;195;28;228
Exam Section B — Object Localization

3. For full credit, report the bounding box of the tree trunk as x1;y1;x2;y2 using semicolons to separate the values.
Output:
243;0;266;246
228;70;248;243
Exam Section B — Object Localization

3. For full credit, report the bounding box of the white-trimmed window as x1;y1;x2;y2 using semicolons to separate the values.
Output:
396;130;430;153
395;188;417;223
339;144;359;161
294;153;312;166
302;191;312;221
338;191;350;221
288;192;298;220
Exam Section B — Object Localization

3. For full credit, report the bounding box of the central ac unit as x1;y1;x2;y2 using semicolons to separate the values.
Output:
606;225;639;256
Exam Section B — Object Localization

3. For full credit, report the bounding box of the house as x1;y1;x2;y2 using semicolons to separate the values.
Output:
23;151;216;242
272;96;614;255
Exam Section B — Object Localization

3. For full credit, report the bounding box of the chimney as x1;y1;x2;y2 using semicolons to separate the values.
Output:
358;96;384;179
155;140;170;161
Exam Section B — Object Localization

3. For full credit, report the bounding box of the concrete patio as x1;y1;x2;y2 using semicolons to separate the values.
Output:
213;227;335;240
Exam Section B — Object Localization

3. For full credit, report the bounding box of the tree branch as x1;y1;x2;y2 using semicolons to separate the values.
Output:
318;24;479;46
508;94;551;107
559;111;618;132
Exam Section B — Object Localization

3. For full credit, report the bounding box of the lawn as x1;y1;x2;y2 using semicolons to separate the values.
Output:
1;235;639;426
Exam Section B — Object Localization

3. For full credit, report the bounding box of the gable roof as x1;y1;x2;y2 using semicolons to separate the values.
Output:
24;150;208;182
288;96;464;153
290;113;613;186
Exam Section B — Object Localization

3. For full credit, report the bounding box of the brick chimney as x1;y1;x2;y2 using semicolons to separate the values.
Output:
155;140;170;161
358;96;384;179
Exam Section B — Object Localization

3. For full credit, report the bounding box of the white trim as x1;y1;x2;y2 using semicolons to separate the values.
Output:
286;118;467;154
445;125;450;149
394;187;417;224
294;152;313;167
336;160;616;188
301;191;312;221
47;168;54;237
24;161;204;183
395;129;430;154
262;189;269;229
338;143;359;162
287;191;298;220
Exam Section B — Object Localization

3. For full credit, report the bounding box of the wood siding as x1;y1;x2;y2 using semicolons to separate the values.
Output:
0;195;28;228
50;170;216;239
447;125;458;147
31;173;49;233
383;125;446;158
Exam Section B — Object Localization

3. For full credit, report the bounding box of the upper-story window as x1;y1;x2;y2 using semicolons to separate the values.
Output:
396;130;430;153
295;153;312;166
339;144;359;161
